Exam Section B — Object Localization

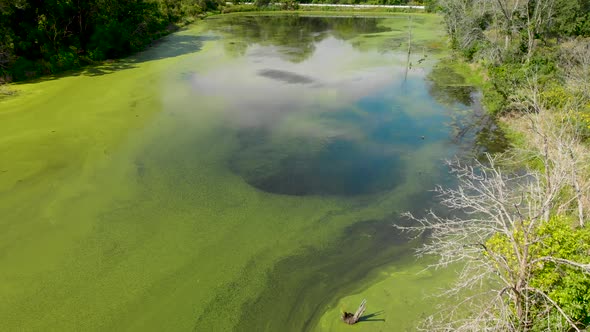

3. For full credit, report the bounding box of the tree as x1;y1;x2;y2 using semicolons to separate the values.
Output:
255;0;271;7
559;38;590;101
488;216;590;329
397;95;590;330
399;156;590;330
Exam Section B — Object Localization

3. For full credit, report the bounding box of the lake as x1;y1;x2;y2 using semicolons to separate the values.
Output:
0;13;503;331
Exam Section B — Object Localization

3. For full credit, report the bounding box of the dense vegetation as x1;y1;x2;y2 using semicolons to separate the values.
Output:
405;0;590;330
0;0;224;81
432;0;590;118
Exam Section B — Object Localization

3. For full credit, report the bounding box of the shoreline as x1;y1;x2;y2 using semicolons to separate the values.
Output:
1;10;437;88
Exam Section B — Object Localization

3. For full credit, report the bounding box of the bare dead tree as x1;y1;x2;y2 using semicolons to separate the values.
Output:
397;151;589;331
488;0;524;51
437;0;490;52
439;0;564;62
525;111;589;226
507;78;590;227
396;77;590;329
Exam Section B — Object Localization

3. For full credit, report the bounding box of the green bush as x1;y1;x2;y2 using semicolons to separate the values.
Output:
532;217;590;328
255;0;272;7
50;50;79;71
282;0;300;10
486;216;590;329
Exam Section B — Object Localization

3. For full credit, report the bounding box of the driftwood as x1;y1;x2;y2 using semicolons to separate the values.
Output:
341;299;367;325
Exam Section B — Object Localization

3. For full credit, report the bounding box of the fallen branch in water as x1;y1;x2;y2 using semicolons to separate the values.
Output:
342;299;367;325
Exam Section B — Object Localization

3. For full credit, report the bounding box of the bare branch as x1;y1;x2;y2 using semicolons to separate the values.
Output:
531;257;590;273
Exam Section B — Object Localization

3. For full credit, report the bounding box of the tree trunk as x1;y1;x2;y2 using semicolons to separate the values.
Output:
342;299;367;325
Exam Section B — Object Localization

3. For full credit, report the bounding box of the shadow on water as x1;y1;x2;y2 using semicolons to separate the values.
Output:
130;34;219;63
81;34;220;76
13;33;217;84
79;61;139;77
359;310;386;322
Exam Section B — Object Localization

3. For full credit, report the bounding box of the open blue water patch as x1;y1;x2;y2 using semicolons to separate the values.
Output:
229;83;454;197
229;128;403;196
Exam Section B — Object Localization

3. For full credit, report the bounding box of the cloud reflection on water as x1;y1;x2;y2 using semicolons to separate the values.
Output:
188;36;413;131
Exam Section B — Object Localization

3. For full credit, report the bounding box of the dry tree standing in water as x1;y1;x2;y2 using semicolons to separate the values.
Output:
396;87;590;331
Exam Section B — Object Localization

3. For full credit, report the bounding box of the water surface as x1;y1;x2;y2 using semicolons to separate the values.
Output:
0;14;500;331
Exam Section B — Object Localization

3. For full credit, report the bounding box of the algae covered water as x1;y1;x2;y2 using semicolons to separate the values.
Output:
0;14;501;331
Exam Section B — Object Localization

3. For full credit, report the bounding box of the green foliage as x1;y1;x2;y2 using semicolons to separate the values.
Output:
281;0;300;10
0;0;208;81
578;105;590;141
221;4;260;13
255;0;272;7
486;63;523;112
0;0;429;81
484;52;558;114
196;0;224;12
550;0;590;37
532;217;590;328
423;0;439;12
486;216;590;329
460;41;481;61
539;82;570;110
